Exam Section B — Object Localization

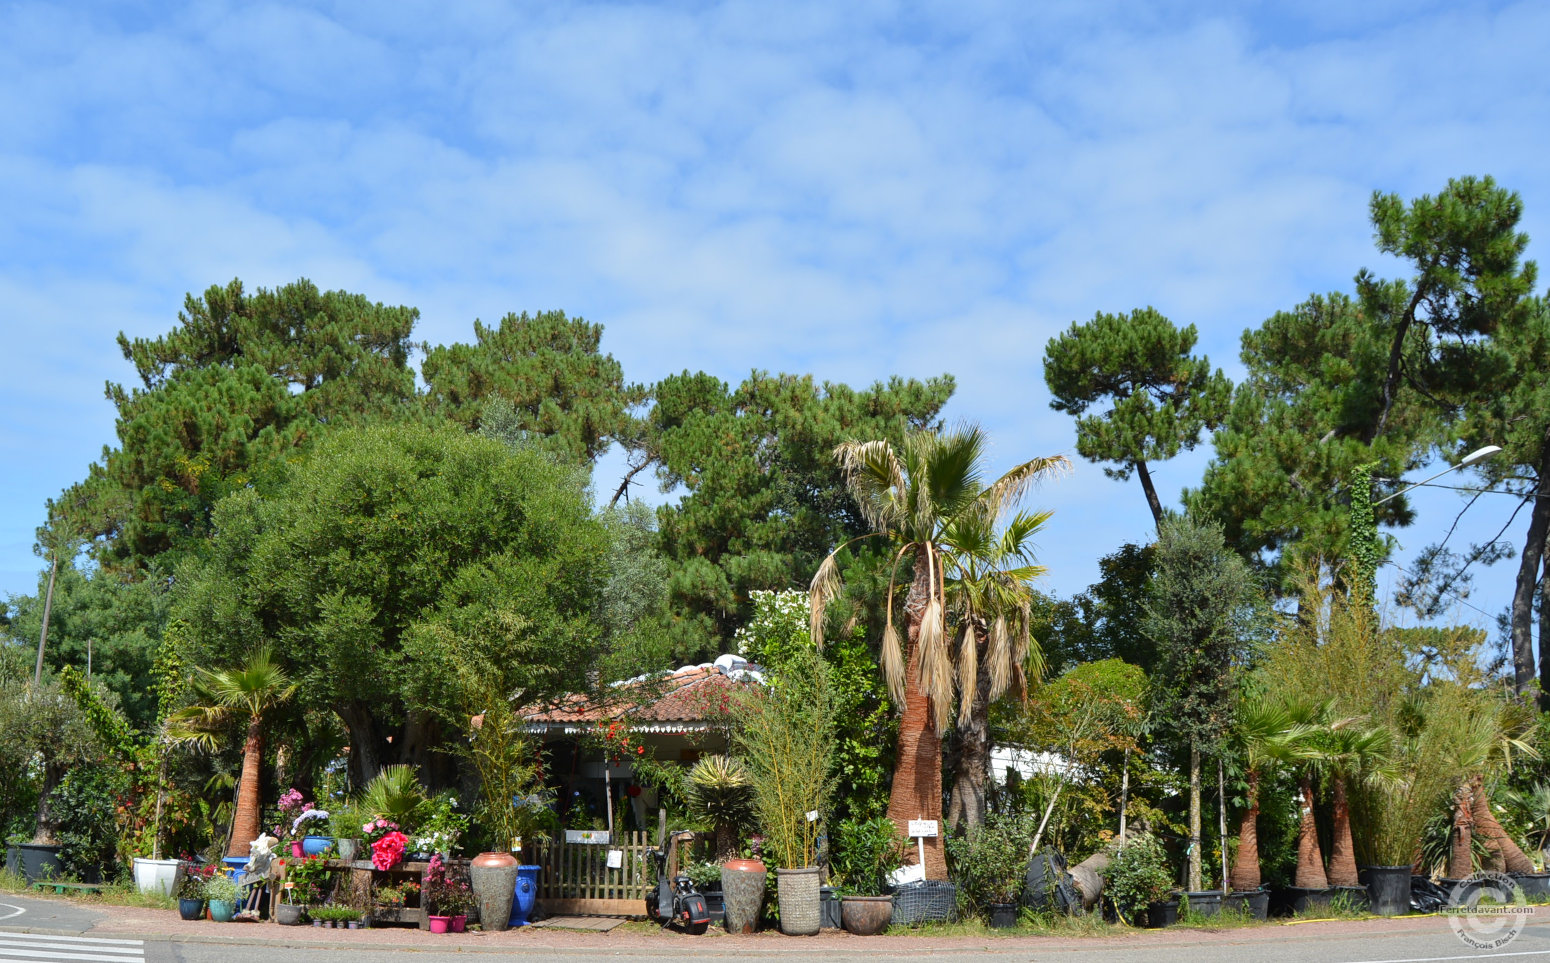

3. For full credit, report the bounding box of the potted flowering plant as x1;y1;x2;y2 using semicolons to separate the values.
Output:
292;808;332;856
275;789;310;856
176;865;213;920
363;819;408;870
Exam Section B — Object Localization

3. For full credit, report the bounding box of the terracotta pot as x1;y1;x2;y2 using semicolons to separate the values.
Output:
840;895;892;935
470;851;519;932
720;859;767;934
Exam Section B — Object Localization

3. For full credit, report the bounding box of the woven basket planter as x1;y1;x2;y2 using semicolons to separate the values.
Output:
777;867;821;936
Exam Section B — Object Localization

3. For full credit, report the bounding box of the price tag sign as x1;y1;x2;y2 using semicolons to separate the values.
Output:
805;810;819;823
907;819;938;838
606;849;624;869
565;829;612;845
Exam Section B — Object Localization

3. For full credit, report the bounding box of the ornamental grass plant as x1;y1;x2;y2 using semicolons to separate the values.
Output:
733;649;836;869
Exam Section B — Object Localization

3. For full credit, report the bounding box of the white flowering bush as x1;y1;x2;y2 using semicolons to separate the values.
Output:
733;590;810;664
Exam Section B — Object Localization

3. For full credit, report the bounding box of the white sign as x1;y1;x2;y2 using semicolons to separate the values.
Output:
805;810;819;823
565;829;612;845
907;819;938;838
606;849;624;869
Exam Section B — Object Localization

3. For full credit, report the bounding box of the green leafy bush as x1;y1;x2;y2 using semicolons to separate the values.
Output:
831;816;909;895
203;872;239;902
1104;833;1173;925
947;810;1036;907
49;764;124;881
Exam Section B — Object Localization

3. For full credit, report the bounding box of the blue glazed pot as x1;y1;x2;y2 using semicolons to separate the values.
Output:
178;898;206;921
509;864;541;927
209;899;237;923
302;836;334;857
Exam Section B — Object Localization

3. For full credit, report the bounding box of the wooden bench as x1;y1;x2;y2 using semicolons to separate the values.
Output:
33;881;104;895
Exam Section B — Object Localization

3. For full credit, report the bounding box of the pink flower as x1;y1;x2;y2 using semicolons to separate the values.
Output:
362;822;372;833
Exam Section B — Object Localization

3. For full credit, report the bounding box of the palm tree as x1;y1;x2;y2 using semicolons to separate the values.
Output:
1227;699;1314;892
941;507;1051;830
167;649;296;858
1324;722;1395;887
1286;699;1334;890
810;426;1067;878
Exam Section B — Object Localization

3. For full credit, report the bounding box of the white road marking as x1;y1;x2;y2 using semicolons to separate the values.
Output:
1344;950;1550;963
0;931;145;963
0;907;22;922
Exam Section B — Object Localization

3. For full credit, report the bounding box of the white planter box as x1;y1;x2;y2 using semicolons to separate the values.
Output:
132;857;184;896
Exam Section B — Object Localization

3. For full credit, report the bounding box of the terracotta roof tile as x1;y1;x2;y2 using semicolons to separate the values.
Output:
522;667;745;725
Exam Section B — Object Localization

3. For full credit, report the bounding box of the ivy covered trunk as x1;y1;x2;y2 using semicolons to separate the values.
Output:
888;544;946;880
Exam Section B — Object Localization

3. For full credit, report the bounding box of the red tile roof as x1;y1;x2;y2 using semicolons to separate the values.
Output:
523;667;745;726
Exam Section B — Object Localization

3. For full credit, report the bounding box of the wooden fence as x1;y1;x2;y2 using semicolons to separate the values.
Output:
530;831;652;916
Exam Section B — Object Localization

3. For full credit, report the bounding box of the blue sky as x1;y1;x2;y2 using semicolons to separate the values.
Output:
3;0;1546;636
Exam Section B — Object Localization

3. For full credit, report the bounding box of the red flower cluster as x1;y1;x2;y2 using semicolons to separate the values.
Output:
371;830;409;871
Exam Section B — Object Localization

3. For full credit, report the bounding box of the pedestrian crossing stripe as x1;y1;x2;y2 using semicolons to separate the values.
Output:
0;930;145;963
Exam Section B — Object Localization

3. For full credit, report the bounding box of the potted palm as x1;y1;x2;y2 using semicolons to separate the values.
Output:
832;816;908;935
1227;699;1311;920
733;650;835;936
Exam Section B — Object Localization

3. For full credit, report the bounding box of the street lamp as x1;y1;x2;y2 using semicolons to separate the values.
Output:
1372;445;1502;506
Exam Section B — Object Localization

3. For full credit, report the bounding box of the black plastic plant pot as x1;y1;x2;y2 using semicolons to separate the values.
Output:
16;844;62;886
1332;885;1369;911
1241;889;1270;920
1359;866;1412;916
989;903;1018;929
1512;873;1550;899
1146;899;1179;928
819;886;842;930
1438;878;1481;906
1184;890;1222;917
1286;886;1334;915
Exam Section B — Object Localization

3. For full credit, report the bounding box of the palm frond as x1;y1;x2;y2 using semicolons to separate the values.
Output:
956;622;979;728
978;455;1072;520
808;551;844;650
986;615;1012;703
834;439;905;532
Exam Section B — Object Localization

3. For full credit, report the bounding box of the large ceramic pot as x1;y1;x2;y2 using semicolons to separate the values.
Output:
720;858;766;934
336;838;360;861
177;898;206;921
208;899;237;923
509;864;541;927
470;851;519;932
18;844;63;885
275;903;305;926
302;836;334;857
841;895;892;935
776;866;821;936
132;857;183;896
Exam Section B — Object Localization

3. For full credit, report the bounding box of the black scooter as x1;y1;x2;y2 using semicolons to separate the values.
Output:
644;828;712;934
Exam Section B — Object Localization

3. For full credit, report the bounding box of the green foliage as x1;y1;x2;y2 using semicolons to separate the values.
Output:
830;815;909;895
734;649;836;868
421;310;642;464
49;764;125;881
53;277;418;571
173;422;608;780
1348;463;1380;604
1104;833;1173;923
1044;306;1231;521
649;370;953;659
947;809;1037;907
283;854;336;905
202;871;239;903
359;766;428;832
682;756;754;859
1033;544;1156;676
1146;514;1263;750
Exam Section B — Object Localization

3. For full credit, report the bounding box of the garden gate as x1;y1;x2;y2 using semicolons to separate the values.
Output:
531;831;652;916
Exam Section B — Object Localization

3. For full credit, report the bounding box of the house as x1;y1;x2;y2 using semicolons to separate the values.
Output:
521;654;762;832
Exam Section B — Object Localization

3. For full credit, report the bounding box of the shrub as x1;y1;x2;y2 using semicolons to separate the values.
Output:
49;764;124;881
947;810;1036;908
682;756;754;860
831;816;909;895
1104;833;1173;925
203;872;239;903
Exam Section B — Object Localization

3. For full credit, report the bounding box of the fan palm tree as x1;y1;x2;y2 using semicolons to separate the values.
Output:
1324;721;1395;887
941;506;1051;830
166;649;296;858
810;426;1067;878
1286;699;1335;890
1227;698;1315;892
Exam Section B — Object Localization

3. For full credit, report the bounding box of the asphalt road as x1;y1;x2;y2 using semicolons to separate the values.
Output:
3;893;1550;963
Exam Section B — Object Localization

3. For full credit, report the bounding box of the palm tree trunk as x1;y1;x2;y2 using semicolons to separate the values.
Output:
228;716;264;858
1448;782;1475;879
947;626;993;831
888;544;947;880
1294;772;1327;889
1471;776;1533;873
1230;769;1261;892
1516;441;1549;701
1327;774;1360;886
